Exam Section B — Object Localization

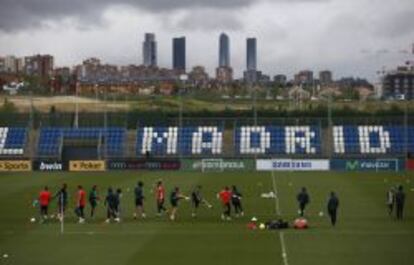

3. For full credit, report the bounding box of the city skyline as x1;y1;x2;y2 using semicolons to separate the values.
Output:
0;0;413;81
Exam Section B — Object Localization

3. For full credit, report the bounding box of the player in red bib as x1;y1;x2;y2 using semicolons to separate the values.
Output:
39;186;52;222
155;181;167;216
75;185;86;223
218;186;232;221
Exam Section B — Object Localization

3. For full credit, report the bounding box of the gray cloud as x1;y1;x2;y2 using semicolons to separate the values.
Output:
174;9;244;31
0;0;327;32
0;0;251;32
372;10;414;38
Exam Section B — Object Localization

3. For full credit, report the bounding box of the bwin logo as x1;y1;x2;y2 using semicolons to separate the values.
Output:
39;162;63;171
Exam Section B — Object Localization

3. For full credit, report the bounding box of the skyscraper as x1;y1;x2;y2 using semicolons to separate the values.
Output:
246;38;257;71
219;33;230;67
173;37;186;72
244;38;260;83
143;33;157;67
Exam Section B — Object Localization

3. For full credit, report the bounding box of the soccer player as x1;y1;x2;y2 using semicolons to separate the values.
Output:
134;181;146;219
395;185;406;220
169;187;189;221
327;192;339;226
155;181;167;216
114;188;122;222
191;185;212;217
386;187;395;216
54;183;68;221
218;186;232;221
297;187;310;217
39;186;52;222
75;185;86;223
104;187;117;223
231;185;244;217
88;185;99;218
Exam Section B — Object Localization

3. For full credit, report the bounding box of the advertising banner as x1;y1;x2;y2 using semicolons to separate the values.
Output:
330;159;403;172
182;159;255;171
33;161;67;171
69;160;106;172
107;160;180;170
256;159;330;171
0;160;32;172
407;159;414;171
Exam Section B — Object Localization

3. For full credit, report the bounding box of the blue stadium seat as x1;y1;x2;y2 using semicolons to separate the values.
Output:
333;125;413;155
37;127;126;157
234;126;321;155
0;127;28;156
136;126;224;157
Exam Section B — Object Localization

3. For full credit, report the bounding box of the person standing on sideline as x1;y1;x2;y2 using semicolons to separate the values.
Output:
297;187;310;217
39;186;52;223
218;186;232;221
75;185;86;223
88;185;99;218
134;181;146;219
395;185;406;220
104;188;117;223
327;192;339;226
231;186;244;217
386;187;395;216
155;181;167;216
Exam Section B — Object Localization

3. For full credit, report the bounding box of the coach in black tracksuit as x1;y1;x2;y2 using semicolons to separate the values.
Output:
395;186;405;220
297;187;310;217
327;192;339;226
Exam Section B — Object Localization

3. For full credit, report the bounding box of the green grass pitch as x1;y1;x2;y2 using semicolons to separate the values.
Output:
0;171;413;265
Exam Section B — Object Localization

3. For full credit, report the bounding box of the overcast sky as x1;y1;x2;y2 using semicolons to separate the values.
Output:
0;0;413;81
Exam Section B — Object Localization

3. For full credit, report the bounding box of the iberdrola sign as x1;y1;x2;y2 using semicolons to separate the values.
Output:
182;159;254;171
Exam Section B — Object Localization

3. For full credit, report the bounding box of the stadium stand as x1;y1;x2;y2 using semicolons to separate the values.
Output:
136;126;224;156
234;126;321;155
0;127;27;156
333;125;413;155
37;127;126;157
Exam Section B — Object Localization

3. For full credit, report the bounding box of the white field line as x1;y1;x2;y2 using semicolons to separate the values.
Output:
271;170;289;265
6;229;414;236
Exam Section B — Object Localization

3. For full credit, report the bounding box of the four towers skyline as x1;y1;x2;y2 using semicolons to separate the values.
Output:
141;33;258;78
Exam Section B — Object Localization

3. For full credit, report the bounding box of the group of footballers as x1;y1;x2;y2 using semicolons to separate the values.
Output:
36;181;244;223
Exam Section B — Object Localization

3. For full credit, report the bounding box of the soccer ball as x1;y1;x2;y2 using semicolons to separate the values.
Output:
318;211;324;217
30;217;36;223
259;223;266;230
3;254;8;258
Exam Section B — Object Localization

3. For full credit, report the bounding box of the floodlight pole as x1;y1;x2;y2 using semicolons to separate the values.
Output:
404;89;408;160
179;74;188;160
74;88;79;129
328;91;333;159
29;91;34;130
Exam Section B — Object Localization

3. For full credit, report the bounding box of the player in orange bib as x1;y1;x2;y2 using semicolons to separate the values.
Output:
75;185;86;223
218;186;232;221
39;186;52;222
155;181;167;216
